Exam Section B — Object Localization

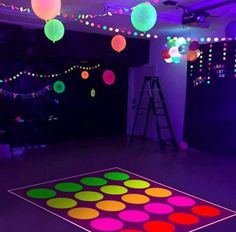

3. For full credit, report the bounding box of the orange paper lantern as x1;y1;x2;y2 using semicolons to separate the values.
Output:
81;71;89;79
31;0;61;21
111;35;127;53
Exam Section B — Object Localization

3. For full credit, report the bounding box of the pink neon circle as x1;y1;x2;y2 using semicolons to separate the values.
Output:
167;196;196;207
144;203;174;214
91;218;123;231
119;210;150;222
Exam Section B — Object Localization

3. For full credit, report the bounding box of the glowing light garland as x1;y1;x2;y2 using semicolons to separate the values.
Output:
0;84;52;99
0;2;159;39
0;63;101;83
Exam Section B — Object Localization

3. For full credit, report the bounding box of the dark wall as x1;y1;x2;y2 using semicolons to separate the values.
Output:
184;40;236;154
0;23;150;146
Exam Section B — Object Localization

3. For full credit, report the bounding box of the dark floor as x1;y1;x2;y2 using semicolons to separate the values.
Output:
0;137;235;232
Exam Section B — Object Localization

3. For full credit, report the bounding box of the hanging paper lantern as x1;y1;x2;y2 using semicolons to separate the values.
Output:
31;0;61;21
53;81;65;94
81;71;89;79
225;20;236;38
111;35;127;53
90;89;96;98
103;70;116;85
187;50;198;62
167;38;177;48
189;41;200;50
172;56;181;63
162;48;170;59
44;19;65;43
131;2;157;32
176;37;187;46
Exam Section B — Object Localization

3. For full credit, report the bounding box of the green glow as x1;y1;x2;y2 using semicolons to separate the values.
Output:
104;172;130;181
131;3;157;32
80;177;107;186
47;198;77;209
124;179;150;189
55;182;83;192
27;188;56;199
44;19;65;43
75;191;104;202
100;185;128;195
53;81;65;94
91;89;96;97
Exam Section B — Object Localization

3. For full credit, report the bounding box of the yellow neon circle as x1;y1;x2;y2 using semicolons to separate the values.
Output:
122;194;150;204
68;207;99;220
145;188;172;198
96;200;126;212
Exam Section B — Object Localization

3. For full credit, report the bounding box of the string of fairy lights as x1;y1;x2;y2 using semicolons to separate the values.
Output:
0;63;101;83
0;2;159;39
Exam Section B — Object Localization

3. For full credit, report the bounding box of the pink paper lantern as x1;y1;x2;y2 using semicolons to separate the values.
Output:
31;0;61;21
103;70;116;85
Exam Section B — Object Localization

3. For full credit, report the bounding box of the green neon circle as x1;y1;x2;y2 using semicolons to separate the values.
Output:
55;182;83;192
80;177;107;186
53;81;65;94
27;188;57;199
124;179;150;189
104;172;130;181
100;185;128;195
74;191;104;202
47;198;77;209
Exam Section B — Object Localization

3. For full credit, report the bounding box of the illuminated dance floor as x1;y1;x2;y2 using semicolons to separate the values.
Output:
9;167;236;232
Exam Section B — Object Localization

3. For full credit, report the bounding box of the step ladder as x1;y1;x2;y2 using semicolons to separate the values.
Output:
129;76;178;151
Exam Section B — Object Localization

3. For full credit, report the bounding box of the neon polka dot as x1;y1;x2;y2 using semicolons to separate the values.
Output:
75;191;104;202
68;207;99;220
143;221;175;232
96;200;126;212
145;188;172;198
119;210;150;223
55;182;83;192
80;177;107;186
167;196;196;207
47;198;77;209
100;185;128;195
122;194;150;204
104;172;130;181
168;213;199;225
144;203;174;215
124;179;150;189
91;218;124;231
27;188;56;199
191;205;221;217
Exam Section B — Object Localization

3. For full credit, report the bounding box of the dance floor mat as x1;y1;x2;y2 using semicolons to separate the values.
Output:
9;167;236;232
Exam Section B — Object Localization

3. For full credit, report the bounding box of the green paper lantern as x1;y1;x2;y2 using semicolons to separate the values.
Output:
53;81;65;94
44;19;65;43
131;3;157;32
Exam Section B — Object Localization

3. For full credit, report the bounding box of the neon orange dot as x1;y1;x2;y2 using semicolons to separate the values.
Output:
168;213;199;225
81;71;89;79
191;205;221;217
143;221;175;232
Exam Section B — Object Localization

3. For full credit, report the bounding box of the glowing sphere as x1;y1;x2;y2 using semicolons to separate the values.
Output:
53;81;65;94
81;71;89;79
225;20;236;38
103;70;116;85
169;47;180;57
91;89;96;98
131;3;157;32
44;19;65;43
167;38;177;48
176;37;186;46
172;56;181;64
189;41;200;50
162;48;170;59
187;50;198;62
178;44;188;55
111;35;127;53
31;0;61;21
164;58;172;63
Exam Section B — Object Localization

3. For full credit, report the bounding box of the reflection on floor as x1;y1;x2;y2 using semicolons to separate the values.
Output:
0;137;236;232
